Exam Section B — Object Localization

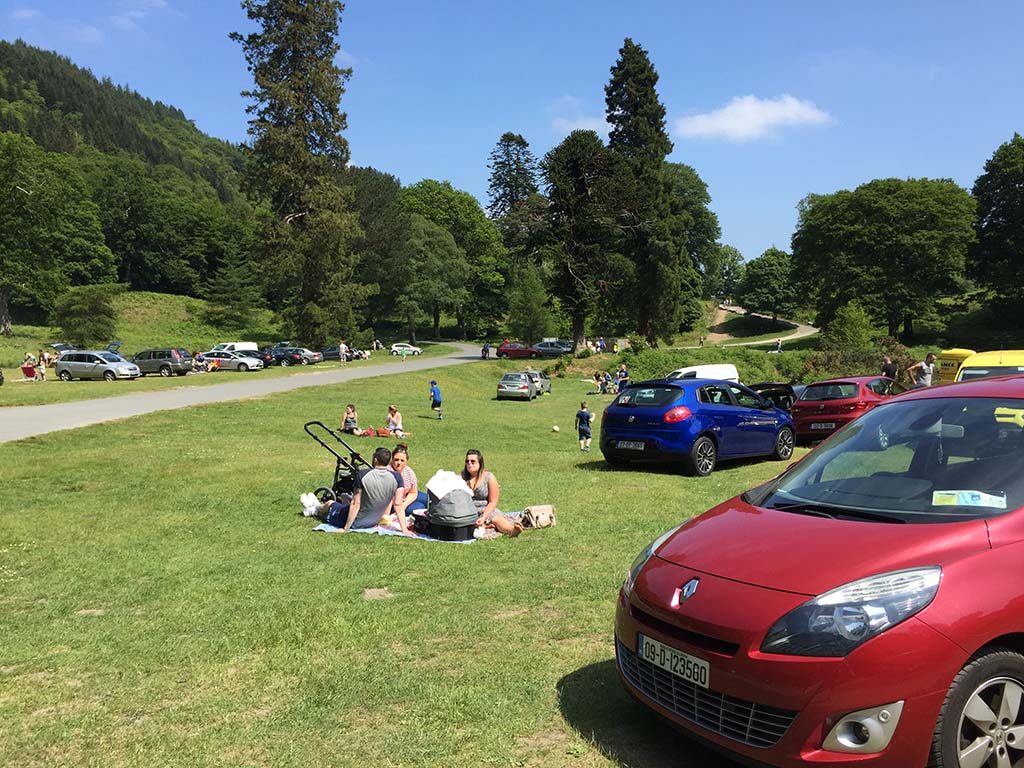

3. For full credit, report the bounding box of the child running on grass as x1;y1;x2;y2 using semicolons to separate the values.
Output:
429;380;443;420
575;400;593;452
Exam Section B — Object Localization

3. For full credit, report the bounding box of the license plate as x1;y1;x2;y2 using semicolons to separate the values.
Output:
810;422;836;430
617;440;645;450
638;634;710;689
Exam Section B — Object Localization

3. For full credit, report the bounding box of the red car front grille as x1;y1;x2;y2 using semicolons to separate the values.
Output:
617;639;796;748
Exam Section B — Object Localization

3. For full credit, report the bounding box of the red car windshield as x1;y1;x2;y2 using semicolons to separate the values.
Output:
754;397;1024;522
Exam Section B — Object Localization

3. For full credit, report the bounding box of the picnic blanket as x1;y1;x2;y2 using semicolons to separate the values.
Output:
312;522;474;543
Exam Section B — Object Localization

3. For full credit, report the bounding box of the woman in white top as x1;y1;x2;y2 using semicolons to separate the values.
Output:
385;404;406;436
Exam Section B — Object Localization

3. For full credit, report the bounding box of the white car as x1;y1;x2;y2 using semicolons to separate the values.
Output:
390;343;422;356
202;350;264;371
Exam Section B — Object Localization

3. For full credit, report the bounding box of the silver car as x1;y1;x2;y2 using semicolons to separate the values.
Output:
56;351;141;381
521;369;552;395
497;372;538;400
202;350;264;372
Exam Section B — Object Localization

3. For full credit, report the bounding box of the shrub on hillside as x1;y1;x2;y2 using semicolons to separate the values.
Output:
619;346;782;384
52;284;125;348
797;337;914;383
820;302;874;351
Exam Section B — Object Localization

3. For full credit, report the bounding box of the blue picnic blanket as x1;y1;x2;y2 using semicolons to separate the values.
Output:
312;523;474;543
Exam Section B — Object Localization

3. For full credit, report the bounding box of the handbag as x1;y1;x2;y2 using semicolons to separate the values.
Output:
522;504;556;529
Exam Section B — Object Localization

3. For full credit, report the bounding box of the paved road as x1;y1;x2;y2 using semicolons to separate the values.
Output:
0;344;480;444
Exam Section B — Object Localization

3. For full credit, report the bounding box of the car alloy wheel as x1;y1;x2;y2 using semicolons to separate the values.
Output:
103;371;116;381
774;427;795;460
159;365;172;377
932;649;1024;768
238;363;248;372
689;436;717;476
59;370;71;381
301;358;309;365
281;359;291;367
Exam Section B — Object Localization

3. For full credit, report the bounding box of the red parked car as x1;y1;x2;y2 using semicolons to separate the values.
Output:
495;341;539;359
791;376;906;442
616;376;1024;767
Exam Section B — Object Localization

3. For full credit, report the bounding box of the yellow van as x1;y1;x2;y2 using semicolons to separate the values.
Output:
938;348;976;383
955;350;1024;382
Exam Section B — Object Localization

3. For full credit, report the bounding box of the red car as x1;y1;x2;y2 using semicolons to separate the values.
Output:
791;376;905;442
616;376;1024;767
495;341;540;359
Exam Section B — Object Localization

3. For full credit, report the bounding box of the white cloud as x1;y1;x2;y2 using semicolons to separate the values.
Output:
110;0;168;34
11;7;40;21
68;24;103;44
674;94;834;142
549;95;608;137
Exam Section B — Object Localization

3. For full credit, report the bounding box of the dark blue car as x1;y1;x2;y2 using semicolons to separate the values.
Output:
600;378;795;476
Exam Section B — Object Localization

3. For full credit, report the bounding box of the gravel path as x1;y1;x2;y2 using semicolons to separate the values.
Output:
0;344;480;444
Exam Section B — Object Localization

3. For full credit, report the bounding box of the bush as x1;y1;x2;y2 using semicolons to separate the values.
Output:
575;348;593;359
626;333;650;354
619;345;784;385
819;302;874;351
52;284;125;348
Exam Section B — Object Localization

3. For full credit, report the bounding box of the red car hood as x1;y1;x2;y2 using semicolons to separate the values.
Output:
655;498;991;595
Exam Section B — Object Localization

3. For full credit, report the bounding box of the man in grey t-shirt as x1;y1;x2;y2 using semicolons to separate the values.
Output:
338;447;405;532
906;352;937;388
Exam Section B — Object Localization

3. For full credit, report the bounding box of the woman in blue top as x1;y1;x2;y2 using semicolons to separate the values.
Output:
575;401;593;452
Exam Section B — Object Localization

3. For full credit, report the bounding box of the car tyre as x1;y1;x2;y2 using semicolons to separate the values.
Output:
686;435;717;476
238;363;249;372
59;370;72;381
301;358;309;365
529;352;538;359
280;359;291;367
772;427;795;461
929;648;1024;768
159;365;172;377
103;370;116;382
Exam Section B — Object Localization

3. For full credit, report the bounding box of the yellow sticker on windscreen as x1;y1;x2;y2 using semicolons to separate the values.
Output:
933;490;1007;509
995;407;1024;429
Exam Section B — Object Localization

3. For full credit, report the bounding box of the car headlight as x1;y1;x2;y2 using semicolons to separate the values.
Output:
761;567;941;657
117;366;129;374
623;527;678;595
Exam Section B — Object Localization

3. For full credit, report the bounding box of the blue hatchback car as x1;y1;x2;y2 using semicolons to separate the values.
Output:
600;378;795;475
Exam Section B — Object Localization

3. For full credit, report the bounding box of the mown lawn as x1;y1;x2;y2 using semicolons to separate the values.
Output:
0;360;805;767
0;343;457;408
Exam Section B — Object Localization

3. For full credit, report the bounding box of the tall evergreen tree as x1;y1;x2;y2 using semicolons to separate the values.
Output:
486;132;539;239
604;39;699;344
231;0;364;347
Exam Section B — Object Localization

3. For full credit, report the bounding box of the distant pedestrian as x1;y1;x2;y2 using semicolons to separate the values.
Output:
36;350;46;381
698;335;705;348
429;380;443;420
616;363;630;390
597;337;606;353
338;339;349;365
775;338;783;353
575;401;593;452
906;353;937;389
881;355;898;381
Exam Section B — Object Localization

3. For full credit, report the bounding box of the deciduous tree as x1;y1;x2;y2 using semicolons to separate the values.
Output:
735;247;798;325
971;133;1024;305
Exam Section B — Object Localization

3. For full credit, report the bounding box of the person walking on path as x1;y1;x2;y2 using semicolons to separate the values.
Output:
881;355;899;381
575;401;594;452
774;338;783;353
429;379;443;420
906;352;937;389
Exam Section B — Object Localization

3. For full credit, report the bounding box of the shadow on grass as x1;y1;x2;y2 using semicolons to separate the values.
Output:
557;660;741;767
575;455;778;476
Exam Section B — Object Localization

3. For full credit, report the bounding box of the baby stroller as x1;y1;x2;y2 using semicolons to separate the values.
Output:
303;420;371;503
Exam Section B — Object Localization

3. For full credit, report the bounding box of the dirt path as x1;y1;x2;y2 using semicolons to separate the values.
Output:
704;307;731;343
687;305;818;349
0;344;480;444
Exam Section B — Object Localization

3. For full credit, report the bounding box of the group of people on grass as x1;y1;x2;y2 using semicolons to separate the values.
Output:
301;444;522;538
20;351;54;381
590;364;630;395
337;380;444;438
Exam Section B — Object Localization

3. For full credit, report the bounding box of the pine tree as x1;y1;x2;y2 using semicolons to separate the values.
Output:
605;39;700;344
486;131;539;232
231;0;364;347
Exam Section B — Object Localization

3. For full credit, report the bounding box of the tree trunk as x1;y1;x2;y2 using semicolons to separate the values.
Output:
0;288;11;336
432;305;440;339
903;316;914;341
572;312;585;349
888;315;900;338
408;323;417;344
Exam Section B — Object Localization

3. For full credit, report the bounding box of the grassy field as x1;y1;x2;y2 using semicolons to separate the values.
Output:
0;343;457;408
0;359;805;767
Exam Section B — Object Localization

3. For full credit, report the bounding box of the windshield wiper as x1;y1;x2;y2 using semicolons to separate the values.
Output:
770;501;905;524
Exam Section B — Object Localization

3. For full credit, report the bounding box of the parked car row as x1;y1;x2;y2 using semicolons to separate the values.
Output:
495;340;572;359
495;369;552;400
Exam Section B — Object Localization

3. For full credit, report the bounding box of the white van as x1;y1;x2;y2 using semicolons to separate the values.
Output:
212;342;259;353
666;363;740;383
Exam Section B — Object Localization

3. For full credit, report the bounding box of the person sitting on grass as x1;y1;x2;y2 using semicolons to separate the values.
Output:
385;404;407;436
463;449;522;538
304;447;410;534
340;403;359;434
391;443;427;516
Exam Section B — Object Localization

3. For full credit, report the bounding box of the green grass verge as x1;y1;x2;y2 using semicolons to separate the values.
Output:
0;358;804;767
0;344;457;407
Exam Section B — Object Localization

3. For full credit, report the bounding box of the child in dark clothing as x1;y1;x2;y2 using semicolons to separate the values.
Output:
575;401;593;452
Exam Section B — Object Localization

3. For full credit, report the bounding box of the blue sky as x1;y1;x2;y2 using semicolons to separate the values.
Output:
4;0;1024;261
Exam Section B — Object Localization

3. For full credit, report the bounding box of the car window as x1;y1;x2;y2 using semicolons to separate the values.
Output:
136;351;151;360
614;386;681;407
760;397;1024;522
698;385;732;406
800;382;860;401
502;374;527;382
959;366;1024;381
99;353;122;363
729;384;762;409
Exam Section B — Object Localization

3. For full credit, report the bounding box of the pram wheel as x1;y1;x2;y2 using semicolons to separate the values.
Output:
314;487;336;503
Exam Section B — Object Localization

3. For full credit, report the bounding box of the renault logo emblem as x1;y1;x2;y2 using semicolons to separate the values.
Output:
680;578;699;602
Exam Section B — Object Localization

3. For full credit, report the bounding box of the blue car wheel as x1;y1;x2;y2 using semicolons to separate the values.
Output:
687;435;717;476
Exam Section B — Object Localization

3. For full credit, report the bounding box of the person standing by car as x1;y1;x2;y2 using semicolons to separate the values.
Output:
338;339;348;365
36;350;46;381
616;364;630;390
575;401;594;452
881;355;899;380
906;352;938;388
429;380;443;420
